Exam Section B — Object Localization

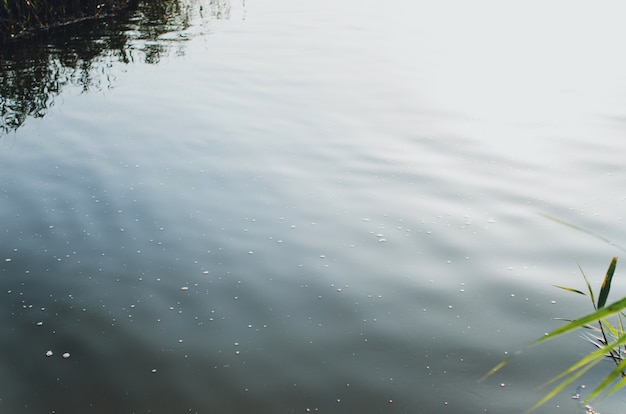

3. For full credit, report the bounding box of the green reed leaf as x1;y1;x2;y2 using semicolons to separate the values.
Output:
538;213;626;253
577;259;597;310
479;351;522;382
543;332;626;386
584;352;626;402
525;361;597;414
603;370;626;399
534;295;626;345
553;285;586;296
523;330;626;412
598;257;618;309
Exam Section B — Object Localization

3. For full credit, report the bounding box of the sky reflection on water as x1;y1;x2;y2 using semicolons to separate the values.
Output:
2;1;626;413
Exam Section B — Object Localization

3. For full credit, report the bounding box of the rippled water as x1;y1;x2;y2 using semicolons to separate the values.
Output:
3;0;626;413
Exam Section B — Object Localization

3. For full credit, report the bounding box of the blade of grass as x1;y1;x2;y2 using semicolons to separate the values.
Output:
585;354;626;402
524;361;598;414
600;318;621;340
479;351;522;382
553;285;587;296
542;333;626;387
598;257;618;309
527;335;626;411
539;213;626;253
603;370;626;399
552;318;602;332
534;295;626;345
577;259;597;310
482;298;626;382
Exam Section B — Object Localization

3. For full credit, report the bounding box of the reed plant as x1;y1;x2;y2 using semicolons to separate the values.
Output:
484;217;626;412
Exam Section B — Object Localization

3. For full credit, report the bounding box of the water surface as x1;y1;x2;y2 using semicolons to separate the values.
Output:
2;1;626;413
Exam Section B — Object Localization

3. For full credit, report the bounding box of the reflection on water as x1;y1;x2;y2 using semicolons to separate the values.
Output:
3;1;626;413
0;0;229;135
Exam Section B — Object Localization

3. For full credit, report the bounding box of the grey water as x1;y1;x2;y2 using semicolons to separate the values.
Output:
3;0;626;413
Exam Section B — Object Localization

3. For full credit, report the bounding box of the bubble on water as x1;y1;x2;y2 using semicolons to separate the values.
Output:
62;353;70;359
320;255;326;259
248;251;254;255
46;350;53;357
36;321;43;326
4;258;10;262
202;271;209;275
151;369;157;373
181;286;189;291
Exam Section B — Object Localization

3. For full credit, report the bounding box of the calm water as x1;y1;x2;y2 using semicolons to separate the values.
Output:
3;1;626;413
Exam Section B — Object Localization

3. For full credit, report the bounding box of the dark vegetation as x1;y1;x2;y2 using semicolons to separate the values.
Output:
0;0;229;134
0;0;144;41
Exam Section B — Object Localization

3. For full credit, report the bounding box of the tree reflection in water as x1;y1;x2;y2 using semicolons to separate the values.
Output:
0;0;230;135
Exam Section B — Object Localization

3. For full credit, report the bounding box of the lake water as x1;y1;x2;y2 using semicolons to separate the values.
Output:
3;0;626;413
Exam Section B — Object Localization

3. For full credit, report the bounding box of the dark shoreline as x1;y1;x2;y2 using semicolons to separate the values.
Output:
0;0;139;42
